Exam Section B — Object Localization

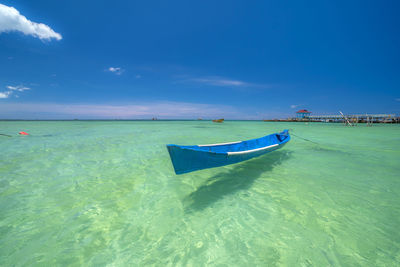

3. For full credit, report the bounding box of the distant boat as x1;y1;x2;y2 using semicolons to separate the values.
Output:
166;130;290;174
212;118;224;123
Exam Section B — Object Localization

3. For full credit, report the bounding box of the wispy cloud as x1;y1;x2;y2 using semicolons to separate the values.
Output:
396;98;400;102
6;85;30;92
0;3;62;41
0;101;243;119
0;85;30;99
290;103;308;109
107;67;124;75
179;76;270;90
190;77;249;87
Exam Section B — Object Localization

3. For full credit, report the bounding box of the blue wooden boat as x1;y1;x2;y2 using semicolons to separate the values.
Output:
166;130;290;174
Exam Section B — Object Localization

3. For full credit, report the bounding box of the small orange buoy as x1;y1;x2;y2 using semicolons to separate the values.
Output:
19;131;29;135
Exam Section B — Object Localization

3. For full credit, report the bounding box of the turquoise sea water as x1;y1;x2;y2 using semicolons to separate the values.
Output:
0;121;399;266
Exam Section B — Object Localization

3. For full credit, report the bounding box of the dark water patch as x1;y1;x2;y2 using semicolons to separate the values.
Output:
183;151;292;213
310;145;353;156
193;126;212;129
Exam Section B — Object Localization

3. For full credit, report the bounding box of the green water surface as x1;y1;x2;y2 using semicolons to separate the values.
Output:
0;121;399;266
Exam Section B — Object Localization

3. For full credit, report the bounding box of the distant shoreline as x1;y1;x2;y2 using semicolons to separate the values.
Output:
1;119;399;123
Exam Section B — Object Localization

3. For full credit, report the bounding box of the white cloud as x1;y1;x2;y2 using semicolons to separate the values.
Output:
0;91;12;98
0;4;62;41
135;74;141;79
0;85;31;99
396;98;400;102
108;67;124;75
290;104;299;109
109;67;120;72
6;85;30;91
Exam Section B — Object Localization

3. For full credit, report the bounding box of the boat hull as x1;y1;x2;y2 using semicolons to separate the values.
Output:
167;130;290;174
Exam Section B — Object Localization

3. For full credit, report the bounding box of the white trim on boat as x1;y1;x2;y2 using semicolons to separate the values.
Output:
227;144;279;155
198;141;242;147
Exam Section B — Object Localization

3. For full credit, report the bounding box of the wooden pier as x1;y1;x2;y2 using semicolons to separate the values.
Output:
308;114;397;123
264;113;399;124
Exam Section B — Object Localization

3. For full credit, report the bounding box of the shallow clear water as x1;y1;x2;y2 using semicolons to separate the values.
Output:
1;121;399;266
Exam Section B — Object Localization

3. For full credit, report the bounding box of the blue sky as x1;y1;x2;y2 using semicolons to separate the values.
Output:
0;0;399;119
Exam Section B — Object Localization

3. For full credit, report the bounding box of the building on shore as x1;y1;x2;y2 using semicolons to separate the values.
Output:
296;109;311;119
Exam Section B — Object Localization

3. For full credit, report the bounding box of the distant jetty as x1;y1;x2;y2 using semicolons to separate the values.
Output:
264;113;399;124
